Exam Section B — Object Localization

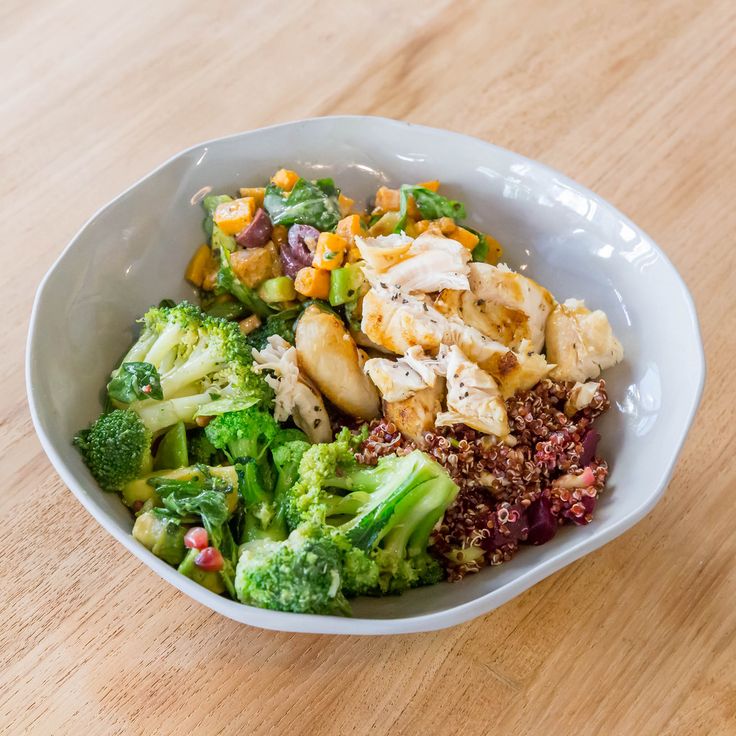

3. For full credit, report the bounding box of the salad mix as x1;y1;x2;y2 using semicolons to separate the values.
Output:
75;169;623;615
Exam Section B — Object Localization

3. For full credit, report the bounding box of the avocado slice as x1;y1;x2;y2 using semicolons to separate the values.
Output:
132;511;186;566
177;548;226;594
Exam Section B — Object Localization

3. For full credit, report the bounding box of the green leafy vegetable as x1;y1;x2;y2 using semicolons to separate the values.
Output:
394;185;467;232
107;362;163;404
263;178;341;231
149;466;232;549
468;227;489;262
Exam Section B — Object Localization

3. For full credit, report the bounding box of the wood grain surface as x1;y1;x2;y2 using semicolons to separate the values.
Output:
2;1;735;734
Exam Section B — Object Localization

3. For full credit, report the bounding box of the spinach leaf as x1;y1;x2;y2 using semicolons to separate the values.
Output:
108;362;163;403
202;194;233;239
264;178;341;231
411;187;466;220
394;185;467;232
149;467;232;548
466;227;489;262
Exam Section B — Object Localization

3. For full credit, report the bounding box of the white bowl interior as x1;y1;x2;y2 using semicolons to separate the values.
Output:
27;118;704;633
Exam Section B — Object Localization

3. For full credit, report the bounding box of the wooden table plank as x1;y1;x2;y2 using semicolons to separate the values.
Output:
2;1;735;734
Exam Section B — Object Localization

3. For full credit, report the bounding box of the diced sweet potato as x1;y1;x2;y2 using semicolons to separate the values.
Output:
238;187;265;209
271;169;300;190
338;193;355;216
336;214;364;247
185;244;212;287
214;197;255;236
375;186;400;212
417;180;440;192
312;232;347;270
294;267;330;298
449;225;479;250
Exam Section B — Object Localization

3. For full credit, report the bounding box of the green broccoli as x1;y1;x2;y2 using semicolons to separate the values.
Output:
186;428;226;466
286;439;459;594
204;413;312;543
235;526;353;616
204;407;279;463
109;301;271;430
74;408;153;491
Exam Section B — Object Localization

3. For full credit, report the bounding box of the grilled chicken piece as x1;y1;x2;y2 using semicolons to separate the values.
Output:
361;285;446;355
355;232;413;271
546;299;623;382
435;345;510;439
369;232;470;293
564;380;603;416
446;320;551;398
251;335;332;443
435;263;554;352
363;346;441;403
295;305;380;420
384;379;446;446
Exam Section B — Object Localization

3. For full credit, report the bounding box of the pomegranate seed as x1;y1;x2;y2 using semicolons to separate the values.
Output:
195;546;224;572
184;527;208;550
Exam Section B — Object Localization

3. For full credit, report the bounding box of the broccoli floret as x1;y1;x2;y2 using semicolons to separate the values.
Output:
204;407;279;462
235;526;353;616
186;428;226;466
286;440;458;595
110;301;272;433
74;409;153;491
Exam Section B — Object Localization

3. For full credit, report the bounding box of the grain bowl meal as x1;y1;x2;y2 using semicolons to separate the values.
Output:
74;169;623;616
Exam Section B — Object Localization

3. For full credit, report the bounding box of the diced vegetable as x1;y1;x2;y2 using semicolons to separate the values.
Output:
336;214;364;243
153;422;189;471
132;511;187;566
202;194;232;238
294;267;330;298
417;180;440;192
312;232;347;270
449;225;480;250
375;186;400;211
239;187;266;209
185;244;213;287
338;192;354;216
328;263;366;306
271;169;300;191
258;276;297;303
368;211;401;236
271;224;288;249
236;208;273;249
230;246;277;288
178;548;226;593
214;197;255;236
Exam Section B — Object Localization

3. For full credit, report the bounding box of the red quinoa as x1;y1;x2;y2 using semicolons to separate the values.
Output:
357;379;611;580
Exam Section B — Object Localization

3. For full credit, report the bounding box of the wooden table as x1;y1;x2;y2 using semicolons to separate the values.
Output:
3;1;734;733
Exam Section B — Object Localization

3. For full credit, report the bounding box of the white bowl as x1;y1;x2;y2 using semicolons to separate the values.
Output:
26;117;705;635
